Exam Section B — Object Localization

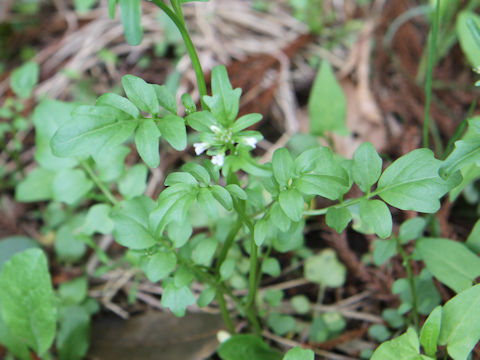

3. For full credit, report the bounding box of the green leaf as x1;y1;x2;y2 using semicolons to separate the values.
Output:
108;0;117;18
295;173;349;200
140;251;177;282
290;295;311;315
369;324;392;342
166;220;192;248
393;270;441;316
371;328;421;360
0;236;39;270
206;65;241;124
352;142;382;192
81;203;112;236
272;148;294;187
279;189;304;222
112;196;157;249
186;111;217;132
439;284;480;360
0;249;56;356
192;237;218;266
57;305;90;360
149;184;196;233
33;100;78;170
55;217;88;262
262;257;281;277
399;217;427;244
270;202;291;232
51;105;136;157
58;277;88;305
118;164;148;198
372;239;397;266
182;163;211;185
254;218;269;247
96;93;140;118
197;286;216;307
416;238;480;293
15;167;55;202
153;84;177;114
53;168;93;205
232;113;263;132
197;187;218;218
325;207;352;233
0;306;30;360
10;61;39;98
420;306;442;358
267;313;295;336
181;92;196;114
218;334;282;360
161;282;196;317
283;346;314;360
226;184;248;200
359;199;392;239
376;149;450;213
457;11;480;68
211;185;233;210
157;114;187;150
119;0;143;45
304;249;346;288
308;60;347;135
466;219;480;253
122;75;158;114
93;145;130;182
441;138;480;179
165;172;198;186
135;119;160;168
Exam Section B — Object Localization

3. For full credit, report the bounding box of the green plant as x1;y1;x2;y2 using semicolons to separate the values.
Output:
3;1;480;359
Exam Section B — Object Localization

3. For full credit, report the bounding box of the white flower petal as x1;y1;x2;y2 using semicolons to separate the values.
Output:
193;142;209;155
210;125;221;134
211;154;225;166
243;137;258;149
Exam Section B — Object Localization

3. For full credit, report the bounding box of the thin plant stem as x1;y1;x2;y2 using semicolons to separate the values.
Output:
171;0;186;25
303;197;364;217
246;236;258;309
397;239;420;331
442;99;476;159
217;292;236;333
150;0;208;107
215;217;243;273
423;0;441;149
80;160;119;206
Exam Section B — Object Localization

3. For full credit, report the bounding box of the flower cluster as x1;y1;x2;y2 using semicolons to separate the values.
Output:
193;121;262;166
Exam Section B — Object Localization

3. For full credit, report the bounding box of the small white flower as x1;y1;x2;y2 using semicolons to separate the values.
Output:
211;154;225;166
210;125;222;134
242;137;258;149
193;142;209;155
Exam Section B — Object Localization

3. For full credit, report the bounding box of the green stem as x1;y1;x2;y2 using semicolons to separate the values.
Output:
217;292;236;333
397;239;420;331
80;160;119;206
215;217;243;273
442;99;476;159
423;0;441;149
171;0;186;25
246;235;258;309
303;197;364;217
150;0;208;107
